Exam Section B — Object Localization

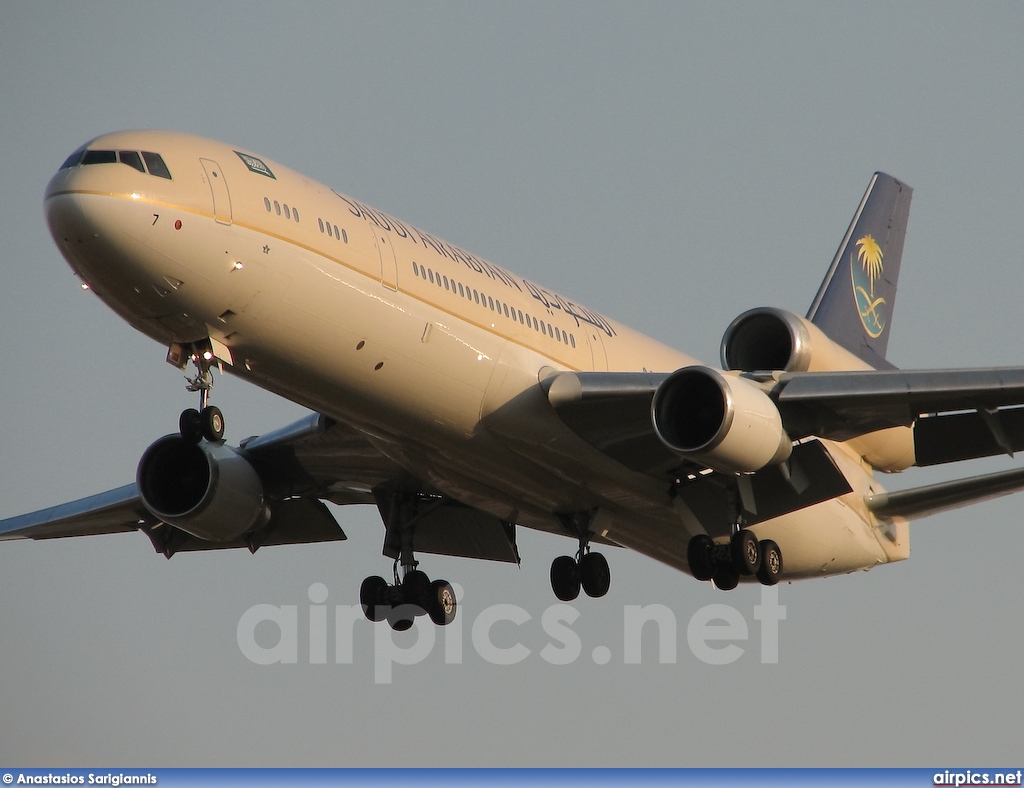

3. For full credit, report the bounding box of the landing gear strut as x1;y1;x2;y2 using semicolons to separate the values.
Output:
178;345;225;443
360;489;457;630
550;513;611;601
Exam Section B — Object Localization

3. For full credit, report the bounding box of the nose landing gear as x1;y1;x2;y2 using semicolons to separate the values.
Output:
178;346;226;444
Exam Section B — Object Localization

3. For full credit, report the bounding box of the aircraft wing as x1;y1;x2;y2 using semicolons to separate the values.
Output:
0;413;402;556
769;367;1024;455
867;465;1024;521
0;484;149;541
545;367;1024;471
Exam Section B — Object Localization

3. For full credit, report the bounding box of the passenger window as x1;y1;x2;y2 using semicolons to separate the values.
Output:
318;217;324;231
82;150;117;165
293;207;300;222
267;198;274;213
118;151;145;173
326;222;333;237
141;152;171;179
283;204;291;220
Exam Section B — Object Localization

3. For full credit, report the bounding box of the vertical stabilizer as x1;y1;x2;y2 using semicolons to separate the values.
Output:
806;173;912;369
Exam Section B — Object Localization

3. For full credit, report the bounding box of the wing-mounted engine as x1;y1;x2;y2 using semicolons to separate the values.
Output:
137;435;268;542
651;366;791;474
721;307;875;373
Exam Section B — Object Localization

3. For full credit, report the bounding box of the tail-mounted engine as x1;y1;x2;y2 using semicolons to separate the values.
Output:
721;307;875;373
651;365;791;475
137;435;268;542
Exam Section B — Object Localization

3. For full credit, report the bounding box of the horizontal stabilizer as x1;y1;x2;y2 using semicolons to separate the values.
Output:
867;465;1024;521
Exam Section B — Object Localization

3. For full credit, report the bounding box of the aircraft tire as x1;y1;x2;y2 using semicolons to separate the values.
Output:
550;555;581;601
428;579;457;626
579;551;611;598
360;575;388;622
712;563;740;591
687;535;715;581
756;540;783;586
386;604;416;632
730;529;761;575
402;569;432;615
179;408;203;444
201;405;225;442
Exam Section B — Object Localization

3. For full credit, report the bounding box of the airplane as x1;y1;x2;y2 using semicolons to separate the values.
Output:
5;130;1024;632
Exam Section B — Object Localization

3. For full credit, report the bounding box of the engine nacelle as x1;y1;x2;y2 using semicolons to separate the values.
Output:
652;366;792;474
137;435;268;542
721;307;874;373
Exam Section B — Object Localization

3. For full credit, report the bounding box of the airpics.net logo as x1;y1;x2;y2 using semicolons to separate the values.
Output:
236;584;787;684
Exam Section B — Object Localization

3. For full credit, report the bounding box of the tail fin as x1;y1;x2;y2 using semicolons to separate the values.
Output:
805;172;912;369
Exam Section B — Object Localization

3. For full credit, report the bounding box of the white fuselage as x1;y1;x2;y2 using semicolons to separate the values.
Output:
44;130;910;580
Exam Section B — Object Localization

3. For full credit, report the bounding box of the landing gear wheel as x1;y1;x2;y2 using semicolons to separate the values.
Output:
386;605;415;632
201;405;225;442
402;569;431;615
550;555;581;601
756;539;783;586
579;551;611;598
731;528;761;575
712;563;740;591
179;408;203;444
687;534;715;581
360;575;388;622
428;579;457;626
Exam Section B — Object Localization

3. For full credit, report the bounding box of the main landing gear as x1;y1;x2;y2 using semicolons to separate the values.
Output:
178;347;226;444
360;565;457;631
360;489;457;631
686;529;783;590
550;513;611;601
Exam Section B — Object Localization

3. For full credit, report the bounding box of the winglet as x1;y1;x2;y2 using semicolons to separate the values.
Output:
806;173;913;369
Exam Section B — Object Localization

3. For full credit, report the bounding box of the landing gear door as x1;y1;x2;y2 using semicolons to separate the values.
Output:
200;158;232;226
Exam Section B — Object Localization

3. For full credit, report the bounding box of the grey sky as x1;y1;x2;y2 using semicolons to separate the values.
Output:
1;1;1023;767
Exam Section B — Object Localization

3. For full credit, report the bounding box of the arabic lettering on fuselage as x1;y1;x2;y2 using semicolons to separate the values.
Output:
334;191;616;338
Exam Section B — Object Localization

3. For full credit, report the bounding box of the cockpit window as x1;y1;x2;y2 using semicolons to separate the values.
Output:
142;151;171;180
118;150;145;173
60;146;87;170
82;150;117;165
